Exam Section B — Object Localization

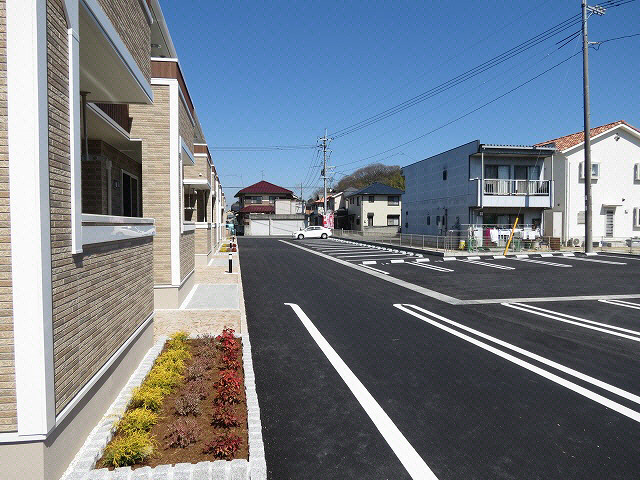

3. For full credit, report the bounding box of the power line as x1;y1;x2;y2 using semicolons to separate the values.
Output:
328;0;636;140
333;51;582;173
210;145;316;151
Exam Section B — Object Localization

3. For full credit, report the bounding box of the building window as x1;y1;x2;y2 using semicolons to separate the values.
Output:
388;195;399;206
405;222;408;228
387;215;400;226
427;216;430;225
357;197;360;206
253;196;263;204
443;169;447;181
122;170;139;217
369;195;375;203
269;196;277;204
356;218;361;225
367;213;374;226
436;215;441;226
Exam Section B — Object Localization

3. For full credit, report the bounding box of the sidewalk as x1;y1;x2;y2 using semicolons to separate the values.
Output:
154;245;247;339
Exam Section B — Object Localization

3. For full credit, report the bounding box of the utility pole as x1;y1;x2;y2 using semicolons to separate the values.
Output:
320;129;333;226
581;0;605;253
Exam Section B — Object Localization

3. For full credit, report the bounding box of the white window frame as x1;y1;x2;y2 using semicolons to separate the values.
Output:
579;161;600;179
387;215;400;226
634;163;640;182
121;169;140;217
634;208;640;228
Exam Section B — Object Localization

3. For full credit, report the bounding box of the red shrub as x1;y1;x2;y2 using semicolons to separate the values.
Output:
202;433;242;459
216;328;239;355
214;369;242;405
211;405;239;428
165;418;201;448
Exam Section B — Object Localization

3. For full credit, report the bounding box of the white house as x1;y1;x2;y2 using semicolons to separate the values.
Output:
346;183;404;232
402;141;555;238
537;120;640;246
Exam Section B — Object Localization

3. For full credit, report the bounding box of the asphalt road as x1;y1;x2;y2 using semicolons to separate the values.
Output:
239;237;640;479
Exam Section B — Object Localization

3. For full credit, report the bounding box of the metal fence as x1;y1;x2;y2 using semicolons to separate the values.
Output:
332;228;640;255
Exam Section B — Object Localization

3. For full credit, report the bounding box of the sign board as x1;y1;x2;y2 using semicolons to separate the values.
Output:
323;212;334;228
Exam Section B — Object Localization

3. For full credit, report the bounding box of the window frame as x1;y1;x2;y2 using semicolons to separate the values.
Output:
387;195;400;206
387;215;400;226
121;169;140;218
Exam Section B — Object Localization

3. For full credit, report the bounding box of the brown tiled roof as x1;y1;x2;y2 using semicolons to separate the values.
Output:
535;120;640;151
238;205;275;214
235;180;293;197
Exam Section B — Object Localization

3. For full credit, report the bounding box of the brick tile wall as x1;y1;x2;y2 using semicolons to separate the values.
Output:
194;226;211;255
180;230;195;281
0;0;16;433
98;0;151;83
179;99;194;153
48;0;154;414
130;85;171;285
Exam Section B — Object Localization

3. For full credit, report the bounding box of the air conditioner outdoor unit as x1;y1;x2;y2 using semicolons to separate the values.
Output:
566;238;574;247
572;237;581;247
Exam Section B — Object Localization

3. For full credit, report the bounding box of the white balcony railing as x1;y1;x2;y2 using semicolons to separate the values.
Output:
483;179;550;196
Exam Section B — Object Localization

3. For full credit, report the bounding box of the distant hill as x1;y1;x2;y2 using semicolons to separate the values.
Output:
312;163;404;200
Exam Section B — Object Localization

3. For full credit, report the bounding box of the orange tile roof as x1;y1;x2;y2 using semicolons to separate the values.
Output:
535;120;640;151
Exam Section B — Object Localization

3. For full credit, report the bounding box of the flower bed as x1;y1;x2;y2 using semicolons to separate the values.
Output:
97;330;248;469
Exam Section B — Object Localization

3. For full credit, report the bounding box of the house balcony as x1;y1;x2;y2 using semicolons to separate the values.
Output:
473;179;553;208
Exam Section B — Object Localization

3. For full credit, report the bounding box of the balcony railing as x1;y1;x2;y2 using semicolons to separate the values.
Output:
95;103;132;133
483;179;550;196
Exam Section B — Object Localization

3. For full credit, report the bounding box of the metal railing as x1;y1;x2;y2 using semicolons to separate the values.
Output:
483;179;550;195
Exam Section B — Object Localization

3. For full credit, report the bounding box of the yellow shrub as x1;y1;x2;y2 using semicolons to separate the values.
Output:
100;431;156;468
155;349;190;372
130;386;164;411
167;331;190;351
145;364;183;393
117;408;158;434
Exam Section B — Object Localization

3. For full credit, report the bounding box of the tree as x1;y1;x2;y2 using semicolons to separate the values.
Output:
334;163;405;193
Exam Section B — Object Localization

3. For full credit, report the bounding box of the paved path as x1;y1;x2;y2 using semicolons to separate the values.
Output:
240;237;640;480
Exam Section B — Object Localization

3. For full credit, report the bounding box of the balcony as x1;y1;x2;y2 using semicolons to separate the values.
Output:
474;179;553;208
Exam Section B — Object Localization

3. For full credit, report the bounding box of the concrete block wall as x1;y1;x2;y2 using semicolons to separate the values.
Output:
0;0;16;433
130;85;171;285
97;0;150;83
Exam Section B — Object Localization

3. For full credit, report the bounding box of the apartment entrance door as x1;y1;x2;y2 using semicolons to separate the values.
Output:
605;209;615;238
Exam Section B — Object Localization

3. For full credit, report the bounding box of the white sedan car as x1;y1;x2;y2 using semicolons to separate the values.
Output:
292;226;333;239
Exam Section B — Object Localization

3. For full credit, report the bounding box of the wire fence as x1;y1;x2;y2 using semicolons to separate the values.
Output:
332;229;640;255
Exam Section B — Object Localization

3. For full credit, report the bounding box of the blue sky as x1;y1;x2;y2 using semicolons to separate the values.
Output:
159;0;639;202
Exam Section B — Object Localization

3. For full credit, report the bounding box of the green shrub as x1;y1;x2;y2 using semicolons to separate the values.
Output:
117;408;158;434
167;331;190;350
145;364;183;393
130;385;165;411
100;431;156;468
155;349;190;372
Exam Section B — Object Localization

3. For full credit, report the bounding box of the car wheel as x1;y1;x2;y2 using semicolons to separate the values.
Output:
321;233;328;239
298;234;304;240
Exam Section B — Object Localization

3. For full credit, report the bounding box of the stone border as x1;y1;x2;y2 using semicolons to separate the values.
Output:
61;333;265;479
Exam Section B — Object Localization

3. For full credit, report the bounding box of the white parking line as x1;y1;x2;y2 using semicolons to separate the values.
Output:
599;299;640;310
390;259;405;263
336;253;409;258
320;249;377;253
563;257;627;265
513;258;572;268
540;253;554;258
460;259;515;270
362;260;377;265
285;303;437;479
503;303;640;341
596;254;640;261
361;264;390;275
394;304;640;422
405;262;454;272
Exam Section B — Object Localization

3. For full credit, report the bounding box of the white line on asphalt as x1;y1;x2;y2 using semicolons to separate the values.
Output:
179;284;199;310
503;303;640;341
280;240;462;304
336;253;409;258
540;253;554;258
320;249;378;253
405;262;454;273
415;258;431;263
362;260;377;265
513;258;572;268
390;259;405;263
599;299;640;310
493;255;506;259
596;254;640;261
394;304;640;421
562;253;575;257
361;264;390;275
460;259;515;270
460;293;640;305
442;257;456;261
562;257;627;265
285;303;438;480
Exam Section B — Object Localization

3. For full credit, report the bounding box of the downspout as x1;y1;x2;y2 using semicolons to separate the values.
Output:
80;91;89;161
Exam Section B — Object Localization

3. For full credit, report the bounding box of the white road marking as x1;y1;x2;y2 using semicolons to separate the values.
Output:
395;304;640;422
493;255;506;259
406;262;454;272
562;253;575;257
285;303;438;480
362;260;377;265
415;258;431;263
320;249;377;253
390;259;405;263
361;264;390;275
516;254;529;258
280;240;461;304
563;257;627;265
336;253;408;258
442;257;456;261
460;259;515;270
179;284;199;310
503;303;640;341
540;253;554;258
467;256;481;260
596;254;640;261
513;258;572;268
461;293;640;305
599;299;640;310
